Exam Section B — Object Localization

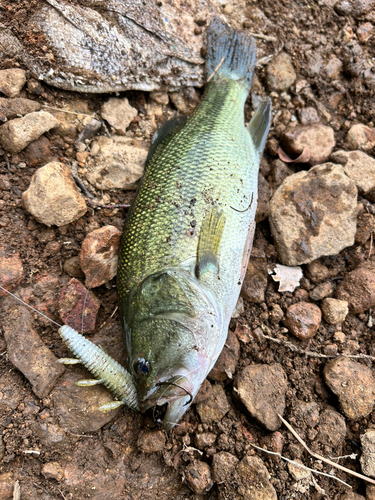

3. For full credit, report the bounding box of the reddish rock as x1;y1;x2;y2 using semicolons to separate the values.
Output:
137;430;165;453
58;278;100;332
260;431;284;462
23;136;53;167
42;462;64;481
336;262;375;314
185;460;213;494
208;330;240;381
0;247;23;297
346;124;375;151
357;22;373;43
324;357;375;420
80;225;121;288
281;124;335;165
234;363;287;431
2;305;65;398
284;302;321;340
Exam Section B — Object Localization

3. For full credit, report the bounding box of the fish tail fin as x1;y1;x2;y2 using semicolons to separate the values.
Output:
206;17;256;90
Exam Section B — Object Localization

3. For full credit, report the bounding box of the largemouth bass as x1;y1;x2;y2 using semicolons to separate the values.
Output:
117;17;271;429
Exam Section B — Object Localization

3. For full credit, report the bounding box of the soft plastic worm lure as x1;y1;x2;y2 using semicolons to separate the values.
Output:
0;285;139;412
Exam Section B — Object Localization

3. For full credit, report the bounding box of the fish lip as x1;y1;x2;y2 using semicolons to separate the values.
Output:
138;375;195;412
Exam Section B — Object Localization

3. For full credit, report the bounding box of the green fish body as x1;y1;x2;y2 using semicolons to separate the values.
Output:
117;18;271;428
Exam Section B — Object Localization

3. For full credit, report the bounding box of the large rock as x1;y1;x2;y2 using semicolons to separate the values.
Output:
332;150;375;195
324;358;375;420
80;225;121;288
0;68;26;97
22;162;87;226
2;305;65;398
281;125;335;166
269;163;358;266
0;97;41;120
234;363;287;430
101;97;138;134
85;136;148;190
336;262;375;314
0;111;57;153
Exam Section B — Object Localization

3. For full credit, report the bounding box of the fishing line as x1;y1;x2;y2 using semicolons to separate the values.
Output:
0;285;62;328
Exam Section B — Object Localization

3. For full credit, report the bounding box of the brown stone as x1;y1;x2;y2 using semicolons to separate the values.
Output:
281;124;335;166
0;247;23;297
42;461;64;481
336;262;375;314
137;430;165;453
195;384;230;424
315;408;347;447
212;452;239;484
80;225;121;288
324;357;375;420
0;473;14;500
185;460;213;494
235;455;277;500
241;251;268;304
284;301;322;340
208;330;240;381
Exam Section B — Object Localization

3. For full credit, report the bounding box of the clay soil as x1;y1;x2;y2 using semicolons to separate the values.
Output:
1;0;375;499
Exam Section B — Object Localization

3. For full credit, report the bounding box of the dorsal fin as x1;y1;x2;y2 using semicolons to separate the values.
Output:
247;98;272;157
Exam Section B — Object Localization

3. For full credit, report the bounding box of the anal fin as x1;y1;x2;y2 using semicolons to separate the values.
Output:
247;98;272;157
195;207;225;278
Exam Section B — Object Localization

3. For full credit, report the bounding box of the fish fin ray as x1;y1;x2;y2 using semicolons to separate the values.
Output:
206;17;256;89
247;98;272;157
196;207;226;278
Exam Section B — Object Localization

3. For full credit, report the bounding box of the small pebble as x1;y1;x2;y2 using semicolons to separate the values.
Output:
284;302;321;340
260;431;284;462
241;252;268;303
195;384;230;424
185;460;213;494
149;91;169;106
0;68;26;97
334;331;346;343
321;298;348;324
361;430;375;478
0;248;23;297
309;281;334;301
195;432;216;449
266;52;296;91
325;58;343;79
63;256;85;278
0;111;57;154
231;296;244;318
357;22;373;43
23;136;53;167
236;455;277;500
299;107;320;126
346;124;375;152
234;323;251;344
288;459;311;481
0;473;14;500
101;98;138;135
324;357;375;420
323;344;338;356
58;278;100;333
80;225;121;288
212;451;239;484
23;162;87;227
355;213;375;245
315;408;347;447
234;363;287;430
269;303;284;325
42;461;64;481
137;430;165;453
336;262;375;314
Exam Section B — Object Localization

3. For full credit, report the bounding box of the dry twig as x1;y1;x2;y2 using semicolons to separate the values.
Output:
278;414;375;486
207;57;225;83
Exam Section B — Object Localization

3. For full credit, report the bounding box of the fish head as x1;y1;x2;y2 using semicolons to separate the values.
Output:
125;269;224;429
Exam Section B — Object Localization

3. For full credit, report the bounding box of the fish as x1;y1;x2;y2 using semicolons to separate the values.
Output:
116;17;271;429
3;16;271;429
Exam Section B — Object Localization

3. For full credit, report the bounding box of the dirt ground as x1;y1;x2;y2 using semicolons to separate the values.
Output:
1;0;375;499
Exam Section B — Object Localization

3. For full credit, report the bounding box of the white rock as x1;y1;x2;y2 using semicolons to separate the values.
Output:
101;98;138;135
22;162;87;227
0;111;58;153
269;163;358;266
270;264;303;292
85;136;148;190
321;298;349;324
332;150;375;195
360;430;375;478
0;69;26;98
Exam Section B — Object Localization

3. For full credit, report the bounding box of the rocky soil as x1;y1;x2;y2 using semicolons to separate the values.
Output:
1;0;375;499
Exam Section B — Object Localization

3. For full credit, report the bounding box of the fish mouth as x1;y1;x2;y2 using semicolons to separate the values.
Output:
139;375;196;429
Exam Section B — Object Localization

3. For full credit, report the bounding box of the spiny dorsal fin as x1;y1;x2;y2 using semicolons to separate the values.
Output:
247;98;272;157
196;207;226;278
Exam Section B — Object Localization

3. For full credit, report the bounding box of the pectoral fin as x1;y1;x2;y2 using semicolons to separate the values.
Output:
247;98;272;158
195;207;225;278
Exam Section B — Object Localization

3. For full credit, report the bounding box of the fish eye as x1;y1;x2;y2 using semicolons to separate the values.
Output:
133;358;151;377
